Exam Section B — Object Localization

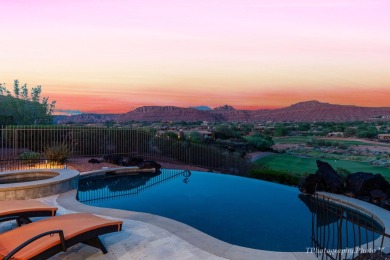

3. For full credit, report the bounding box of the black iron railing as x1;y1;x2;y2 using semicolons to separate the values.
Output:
0;126;250;175
308;194;389;260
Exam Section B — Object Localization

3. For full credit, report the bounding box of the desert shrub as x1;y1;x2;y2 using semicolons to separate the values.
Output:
306;138;349;150
250;167;300;186
17;152;41;164
43;143;69;164
371;159;390;167
343;127;356;137
337;143;348;150
244;133;274;151
214;124;241;139
273;126;289;137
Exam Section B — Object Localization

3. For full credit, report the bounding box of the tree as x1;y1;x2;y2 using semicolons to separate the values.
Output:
0;80;56;125
356;125;378;139
187;131;203;143
239;123;254;135
162;131;179;140
214;124;241;139
298;122;311;131
343;127;356;137
244;133;274;151
274;126;288;137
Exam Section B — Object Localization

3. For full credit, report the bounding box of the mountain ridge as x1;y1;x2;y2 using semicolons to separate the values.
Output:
56;100;390;124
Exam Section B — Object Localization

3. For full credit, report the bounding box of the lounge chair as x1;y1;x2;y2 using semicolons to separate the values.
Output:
0;213;123;259
0;200;57;226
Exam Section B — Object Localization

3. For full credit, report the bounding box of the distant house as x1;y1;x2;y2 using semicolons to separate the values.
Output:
378;134;390;140
255;125;275;133
178;130;214;139
197;130;214;138
327;132;344;137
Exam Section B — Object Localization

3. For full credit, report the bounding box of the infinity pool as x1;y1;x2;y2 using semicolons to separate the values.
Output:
77;169;380;252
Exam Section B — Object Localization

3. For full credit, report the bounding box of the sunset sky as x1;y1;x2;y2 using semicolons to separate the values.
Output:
1;0;390;115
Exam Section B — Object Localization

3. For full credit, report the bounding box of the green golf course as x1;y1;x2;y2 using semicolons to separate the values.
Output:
255;153;390;180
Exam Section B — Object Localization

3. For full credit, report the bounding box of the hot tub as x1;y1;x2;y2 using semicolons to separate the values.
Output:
0;169;79;200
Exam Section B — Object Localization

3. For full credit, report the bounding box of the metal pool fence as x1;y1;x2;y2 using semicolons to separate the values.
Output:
308;194;390;260
0;125;250;175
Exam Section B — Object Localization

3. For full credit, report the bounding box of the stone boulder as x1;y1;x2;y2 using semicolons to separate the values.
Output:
299;160;390;211
88;158;101;164
103;154;123;165
370;189;387;200
299;174;327;194
137;160;161;170
346;172;390;197
123;157;144;166
315;160;344;194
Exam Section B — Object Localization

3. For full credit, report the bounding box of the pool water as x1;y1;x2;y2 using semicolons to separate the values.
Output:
77;169;380;252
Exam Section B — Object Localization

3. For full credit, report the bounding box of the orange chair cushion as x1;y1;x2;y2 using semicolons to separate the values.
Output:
0;213;122;259
0;200;57;217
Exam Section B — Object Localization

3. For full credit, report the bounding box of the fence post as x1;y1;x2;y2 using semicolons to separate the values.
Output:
13;126;17;159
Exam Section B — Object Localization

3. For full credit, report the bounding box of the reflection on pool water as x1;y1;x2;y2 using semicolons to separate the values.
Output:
77;169;380;252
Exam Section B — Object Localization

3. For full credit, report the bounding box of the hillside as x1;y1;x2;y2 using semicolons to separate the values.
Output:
56;101;390;124
119;106;220;122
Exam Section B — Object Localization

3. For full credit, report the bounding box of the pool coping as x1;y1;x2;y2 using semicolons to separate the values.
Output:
57;189;316;260
0;169;79;190
0;169;79;201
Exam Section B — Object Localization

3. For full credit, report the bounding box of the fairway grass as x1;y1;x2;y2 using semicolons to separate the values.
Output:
273;136;311;144
256;153;390;180
273;136;388;147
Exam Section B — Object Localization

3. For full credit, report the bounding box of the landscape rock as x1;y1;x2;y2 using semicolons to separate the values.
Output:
300;163;390;211
137;161;162;170
299;174;326;194
103;154;123;165
315;160;344;194
88;158;101;164
346;172;390;197
370;189;387;200
345;172;372;195
124;157;144;166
